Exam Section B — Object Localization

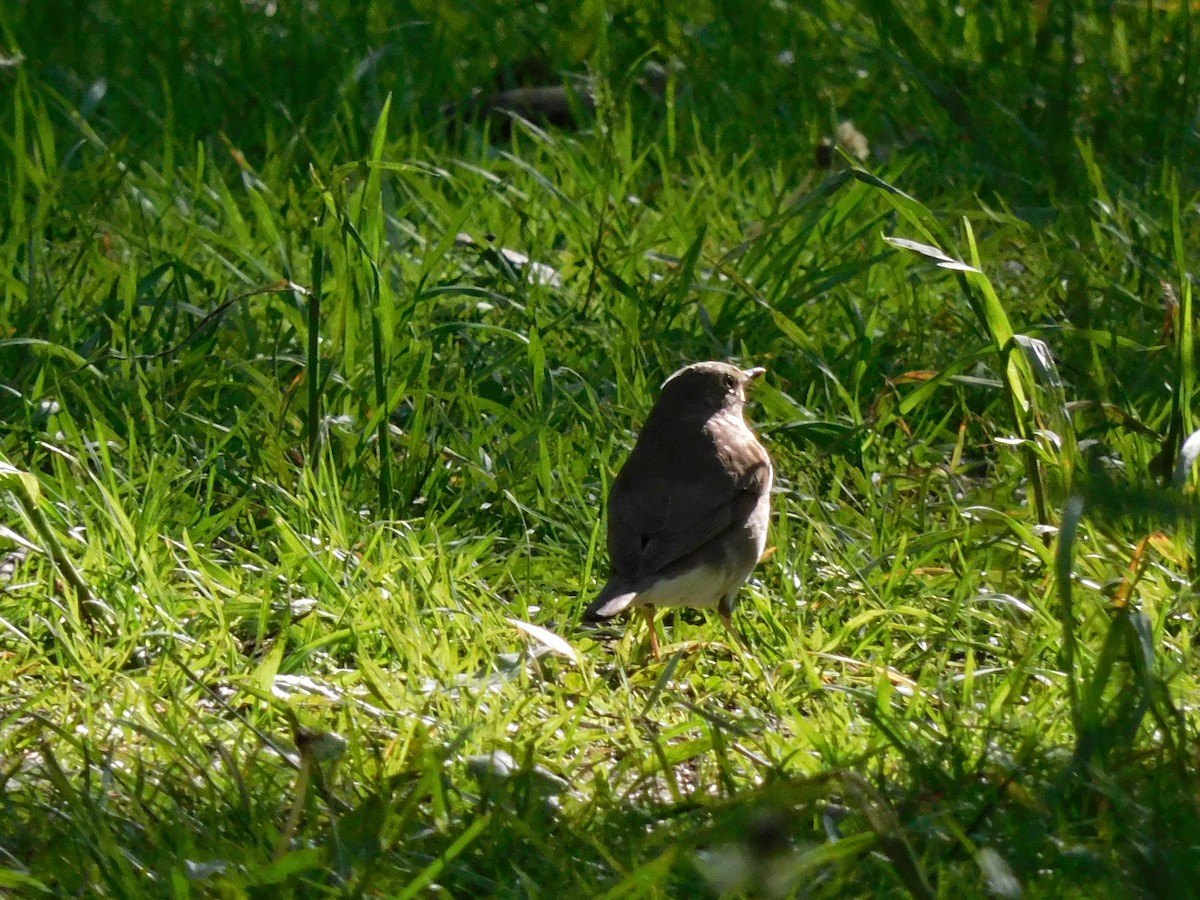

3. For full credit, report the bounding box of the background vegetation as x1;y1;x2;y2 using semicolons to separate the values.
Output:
3;0;1200;895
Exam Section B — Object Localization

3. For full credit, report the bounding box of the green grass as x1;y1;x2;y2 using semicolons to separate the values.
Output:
4;1;1200;896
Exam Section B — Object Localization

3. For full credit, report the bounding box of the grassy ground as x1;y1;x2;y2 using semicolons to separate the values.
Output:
3;1;1200;896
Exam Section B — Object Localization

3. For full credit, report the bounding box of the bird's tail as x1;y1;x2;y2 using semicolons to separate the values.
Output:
583;582;638;622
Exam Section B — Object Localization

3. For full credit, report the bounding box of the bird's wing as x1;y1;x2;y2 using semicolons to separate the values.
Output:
607;431;769;579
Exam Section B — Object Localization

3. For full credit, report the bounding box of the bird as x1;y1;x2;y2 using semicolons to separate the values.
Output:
584;361;773;657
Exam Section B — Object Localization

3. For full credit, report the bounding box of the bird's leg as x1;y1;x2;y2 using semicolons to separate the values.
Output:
719;608;775;691
720;609;752;655
643;604;660;659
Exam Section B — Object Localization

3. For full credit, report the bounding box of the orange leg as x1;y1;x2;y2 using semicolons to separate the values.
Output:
643;604;660;659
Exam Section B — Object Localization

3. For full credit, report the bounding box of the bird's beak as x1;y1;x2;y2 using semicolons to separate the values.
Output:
742;366;766;383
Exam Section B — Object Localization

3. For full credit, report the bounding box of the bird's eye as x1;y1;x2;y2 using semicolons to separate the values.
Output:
724;374;737;390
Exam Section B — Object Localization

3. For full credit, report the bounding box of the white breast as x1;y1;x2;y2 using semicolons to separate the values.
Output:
634;562;743;610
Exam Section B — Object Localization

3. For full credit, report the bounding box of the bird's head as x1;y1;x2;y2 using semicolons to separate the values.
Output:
656;361;766;418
